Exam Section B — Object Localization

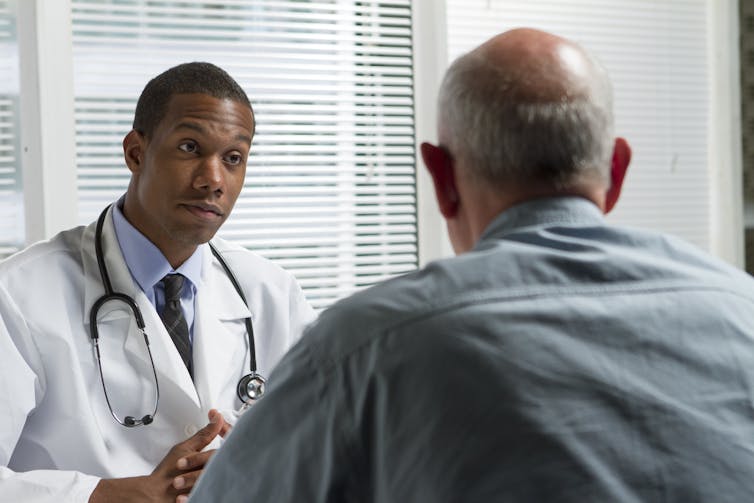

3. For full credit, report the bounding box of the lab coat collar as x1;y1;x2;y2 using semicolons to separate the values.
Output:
199;243;252;321
192;243;253;406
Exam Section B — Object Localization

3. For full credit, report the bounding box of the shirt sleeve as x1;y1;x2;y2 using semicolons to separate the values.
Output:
189;334;351;503
0;285;100;503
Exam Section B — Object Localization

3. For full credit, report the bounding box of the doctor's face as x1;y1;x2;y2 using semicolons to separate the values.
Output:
123;93;254;267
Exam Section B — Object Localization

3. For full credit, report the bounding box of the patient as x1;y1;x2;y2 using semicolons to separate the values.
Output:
191;27;754;502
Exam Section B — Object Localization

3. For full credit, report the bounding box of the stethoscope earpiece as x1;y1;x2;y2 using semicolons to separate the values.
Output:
124;414;154;427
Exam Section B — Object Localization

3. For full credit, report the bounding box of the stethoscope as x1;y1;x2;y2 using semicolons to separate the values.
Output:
89;205;266;427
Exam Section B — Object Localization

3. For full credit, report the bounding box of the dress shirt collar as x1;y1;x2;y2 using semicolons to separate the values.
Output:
476;196;606;249
111;197;204;302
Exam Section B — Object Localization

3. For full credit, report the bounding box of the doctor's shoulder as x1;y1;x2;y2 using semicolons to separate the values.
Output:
207;237;316;328
0;225;88;283
208;236;303;291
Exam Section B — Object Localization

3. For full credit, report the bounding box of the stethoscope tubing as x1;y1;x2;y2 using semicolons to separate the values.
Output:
208;243;257;376
89;204;264;427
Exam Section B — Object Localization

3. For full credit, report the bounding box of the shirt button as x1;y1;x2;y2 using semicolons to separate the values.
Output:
185;424;198;437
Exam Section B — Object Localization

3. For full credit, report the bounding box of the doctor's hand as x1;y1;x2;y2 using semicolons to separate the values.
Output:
88;410;228;503
213;408;233;438
169;409;230;503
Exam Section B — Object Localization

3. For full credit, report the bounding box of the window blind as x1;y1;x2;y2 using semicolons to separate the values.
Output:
70;0;417;310
445;0;710;250
0;0;23;256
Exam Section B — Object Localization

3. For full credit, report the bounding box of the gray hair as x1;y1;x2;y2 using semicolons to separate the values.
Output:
437;49;615;190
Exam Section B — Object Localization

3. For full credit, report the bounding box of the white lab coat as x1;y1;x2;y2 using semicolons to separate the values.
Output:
0;206;316;502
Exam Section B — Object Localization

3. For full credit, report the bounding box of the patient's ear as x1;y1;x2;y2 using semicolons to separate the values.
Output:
421;142;460;218
604;137;631;214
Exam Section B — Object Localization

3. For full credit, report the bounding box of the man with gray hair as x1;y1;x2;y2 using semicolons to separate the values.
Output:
191;28;754;501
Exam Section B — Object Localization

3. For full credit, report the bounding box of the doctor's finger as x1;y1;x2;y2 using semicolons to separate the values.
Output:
219;421;231;438
182;413;224;452
208;408;232;438
172;468;204;492
176;448;217;471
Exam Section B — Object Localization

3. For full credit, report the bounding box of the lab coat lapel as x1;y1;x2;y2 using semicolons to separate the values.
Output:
135;293;200;406
192;246;251;408
81;206;200;408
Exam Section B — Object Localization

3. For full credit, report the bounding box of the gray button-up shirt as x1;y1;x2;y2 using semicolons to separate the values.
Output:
193;196;754;502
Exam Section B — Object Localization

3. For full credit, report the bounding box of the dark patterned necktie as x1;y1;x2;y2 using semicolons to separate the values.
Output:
159;274;192;378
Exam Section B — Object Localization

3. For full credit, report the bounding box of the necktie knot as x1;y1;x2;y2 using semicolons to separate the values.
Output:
162;274;184;306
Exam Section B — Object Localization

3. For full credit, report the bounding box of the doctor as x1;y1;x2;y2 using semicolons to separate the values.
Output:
0;62;315;502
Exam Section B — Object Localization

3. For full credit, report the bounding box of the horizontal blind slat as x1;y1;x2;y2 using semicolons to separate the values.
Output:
0;1;23;253
72;0;417;308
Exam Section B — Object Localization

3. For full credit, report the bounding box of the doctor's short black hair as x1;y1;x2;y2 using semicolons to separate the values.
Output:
132;62;254;138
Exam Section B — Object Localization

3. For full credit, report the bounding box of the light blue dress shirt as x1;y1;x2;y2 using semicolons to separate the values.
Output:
111;199;204;341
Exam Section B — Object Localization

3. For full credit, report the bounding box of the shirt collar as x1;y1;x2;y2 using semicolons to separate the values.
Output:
111;197;205;301
476;196;606;249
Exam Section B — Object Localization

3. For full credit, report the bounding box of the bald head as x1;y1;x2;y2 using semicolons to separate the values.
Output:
475;28;600;103
438;27;614;191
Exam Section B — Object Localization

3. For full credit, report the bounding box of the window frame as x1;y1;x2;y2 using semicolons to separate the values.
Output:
12;0;745;270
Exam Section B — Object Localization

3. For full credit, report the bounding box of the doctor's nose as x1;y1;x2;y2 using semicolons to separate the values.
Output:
194;156;225;194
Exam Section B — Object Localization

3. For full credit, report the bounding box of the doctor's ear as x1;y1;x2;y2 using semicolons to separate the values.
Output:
123;129;145;173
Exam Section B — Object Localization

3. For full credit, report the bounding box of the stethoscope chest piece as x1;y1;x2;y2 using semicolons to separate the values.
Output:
237;372;266;403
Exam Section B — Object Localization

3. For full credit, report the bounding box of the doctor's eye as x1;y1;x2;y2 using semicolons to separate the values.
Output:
178;141;199;154
224;152;244;166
